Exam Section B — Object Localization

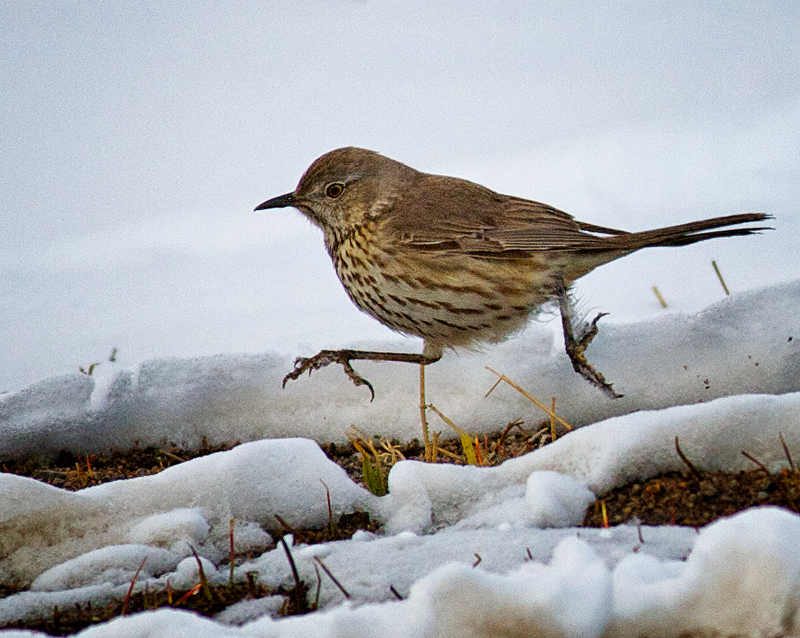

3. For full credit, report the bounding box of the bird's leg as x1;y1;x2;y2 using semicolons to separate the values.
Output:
283;349;441;402
555;283;623;399
419;362;434;462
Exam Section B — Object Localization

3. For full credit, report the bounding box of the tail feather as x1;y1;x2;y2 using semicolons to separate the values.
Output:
605;212;773;251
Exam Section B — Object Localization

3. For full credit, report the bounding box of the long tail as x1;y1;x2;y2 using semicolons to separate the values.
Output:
585;212;773;251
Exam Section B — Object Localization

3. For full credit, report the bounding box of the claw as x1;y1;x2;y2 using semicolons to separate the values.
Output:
564;342;623;399
562;313;623;399
575;312;607;348
339;359;375;401
281;350;376;401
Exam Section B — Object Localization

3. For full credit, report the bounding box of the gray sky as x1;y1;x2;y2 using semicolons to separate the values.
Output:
2;1;799;390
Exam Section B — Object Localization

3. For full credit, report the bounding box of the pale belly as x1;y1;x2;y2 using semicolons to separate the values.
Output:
331;237;565;350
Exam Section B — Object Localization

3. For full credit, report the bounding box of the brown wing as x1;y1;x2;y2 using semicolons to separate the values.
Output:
384;174;625;254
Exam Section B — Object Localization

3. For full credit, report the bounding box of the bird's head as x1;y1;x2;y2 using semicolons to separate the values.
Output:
255;147;417;243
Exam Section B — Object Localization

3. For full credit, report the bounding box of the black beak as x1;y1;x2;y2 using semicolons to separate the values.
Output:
254;192;297;211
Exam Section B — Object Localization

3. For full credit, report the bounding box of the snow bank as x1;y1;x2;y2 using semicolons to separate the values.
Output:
0;439;377;587
3;386;800;635
3;510;798;637
2;281;798;459
1;282;799;636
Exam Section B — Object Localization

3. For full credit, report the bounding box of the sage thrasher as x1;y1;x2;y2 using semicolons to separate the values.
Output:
256;147;771;400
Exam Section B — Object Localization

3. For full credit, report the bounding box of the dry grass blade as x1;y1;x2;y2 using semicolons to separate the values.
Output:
279;536;302;590
484;367;572;431
313;564;322;610
496;419;525;452
712;260;730;296
380;439;406;463
652;285;668;308
274;513;298;536
174;583;202;606
426;404;478;464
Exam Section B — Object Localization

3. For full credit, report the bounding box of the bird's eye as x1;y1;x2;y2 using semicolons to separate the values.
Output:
325;183;345;198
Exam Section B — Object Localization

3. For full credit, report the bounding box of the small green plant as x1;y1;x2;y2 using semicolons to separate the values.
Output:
352;439;386;496
79;347;118;375
78;363;99;376
425;404;478;465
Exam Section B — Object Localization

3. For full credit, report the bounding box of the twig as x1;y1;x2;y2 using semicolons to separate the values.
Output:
229;518;235;588
275;514;299;536
524;548;534;562
313;564;322;610
279;536;301;588
389;585;404;600
780;432;795;472
313;556;350;599
674;437;703;481
496;418;525;451
158;449;188;463
321;480;335;536
741;450;771;476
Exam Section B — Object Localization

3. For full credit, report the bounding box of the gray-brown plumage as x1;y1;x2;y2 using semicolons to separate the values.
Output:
256;146;771;399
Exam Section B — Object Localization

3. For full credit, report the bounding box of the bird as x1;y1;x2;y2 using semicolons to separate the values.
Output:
255;147;771;406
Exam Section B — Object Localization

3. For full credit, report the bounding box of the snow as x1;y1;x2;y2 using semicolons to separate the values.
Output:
2;4;799;634
610;507;800;637
2;282;800;635
3;280;799;461
525;472;597;528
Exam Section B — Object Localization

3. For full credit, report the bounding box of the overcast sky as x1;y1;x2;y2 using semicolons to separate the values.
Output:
1;1;798;391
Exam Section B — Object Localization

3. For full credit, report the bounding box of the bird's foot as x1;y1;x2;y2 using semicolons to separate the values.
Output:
283;349;375;401
573;311;607;350
557;283;623;399
563;313;622;399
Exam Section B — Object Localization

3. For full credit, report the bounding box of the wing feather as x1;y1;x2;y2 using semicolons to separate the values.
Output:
384;176;616;254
